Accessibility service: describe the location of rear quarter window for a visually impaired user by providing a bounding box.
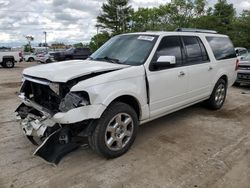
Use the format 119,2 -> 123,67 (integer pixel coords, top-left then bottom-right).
206,36 -> 236,60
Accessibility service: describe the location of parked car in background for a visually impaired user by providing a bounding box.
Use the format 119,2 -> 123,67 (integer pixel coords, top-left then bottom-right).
52,47 -> 91,61
235,47 -> 248,56
234,53 -> 250,86
36,52 -> 54,64
24,53 -> 37,62
0,51 -> 22,68
16,29 -> 238,164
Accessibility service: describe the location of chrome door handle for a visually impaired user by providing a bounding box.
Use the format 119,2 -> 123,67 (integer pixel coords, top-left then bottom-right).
208,66 -> 213,71
178,71 -> 185,77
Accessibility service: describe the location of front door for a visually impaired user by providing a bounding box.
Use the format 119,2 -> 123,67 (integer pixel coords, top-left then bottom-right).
147,36 -> 189,118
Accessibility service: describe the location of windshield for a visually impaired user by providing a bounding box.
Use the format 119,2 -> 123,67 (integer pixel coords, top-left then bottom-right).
90,34 -> 158,65
241,53 -> 250,61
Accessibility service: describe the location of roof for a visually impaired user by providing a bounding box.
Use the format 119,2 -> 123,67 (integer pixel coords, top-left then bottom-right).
121,31 -> 228,38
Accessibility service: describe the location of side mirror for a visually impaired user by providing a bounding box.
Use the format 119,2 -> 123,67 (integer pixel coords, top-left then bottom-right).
154,56 -> 176,68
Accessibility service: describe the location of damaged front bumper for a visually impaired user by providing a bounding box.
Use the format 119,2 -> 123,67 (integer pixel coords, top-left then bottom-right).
15,94 -> 105,165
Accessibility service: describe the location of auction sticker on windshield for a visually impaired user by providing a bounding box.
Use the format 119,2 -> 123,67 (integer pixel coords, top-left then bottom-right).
138,36 -> 155,41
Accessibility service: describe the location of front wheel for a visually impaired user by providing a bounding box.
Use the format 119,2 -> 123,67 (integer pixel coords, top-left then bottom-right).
205,79 -> 227,110
3,59 -> 14,68
89,102 -> 138,158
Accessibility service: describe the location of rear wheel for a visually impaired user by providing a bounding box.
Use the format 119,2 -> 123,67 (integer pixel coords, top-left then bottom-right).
28,57 -> 34,62
88,102 -> 138,158
3,59 -> 14,68
205,79 -> 227,110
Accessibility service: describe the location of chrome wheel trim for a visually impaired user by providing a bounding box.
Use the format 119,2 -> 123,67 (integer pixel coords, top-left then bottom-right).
105,113 -> 134,151
6,61 -> 13,67
215,83 -> 226,106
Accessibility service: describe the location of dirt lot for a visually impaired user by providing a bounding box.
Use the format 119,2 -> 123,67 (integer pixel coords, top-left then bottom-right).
0,62 -> 249,188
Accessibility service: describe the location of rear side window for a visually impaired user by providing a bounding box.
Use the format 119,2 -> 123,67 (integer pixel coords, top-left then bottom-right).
182,36 -> 209,64
206,36 -> 236,60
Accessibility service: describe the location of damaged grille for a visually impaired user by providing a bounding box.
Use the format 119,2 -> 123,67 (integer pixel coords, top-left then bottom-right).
21,80 -> 61,113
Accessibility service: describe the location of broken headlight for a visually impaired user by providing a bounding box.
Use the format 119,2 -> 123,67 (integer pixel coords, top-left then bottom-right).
59,92 -> 90,112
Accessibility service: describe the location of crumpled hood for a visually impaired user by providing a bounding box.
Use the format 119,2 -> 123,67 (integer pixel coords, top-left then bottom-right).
23,60 -> 130,82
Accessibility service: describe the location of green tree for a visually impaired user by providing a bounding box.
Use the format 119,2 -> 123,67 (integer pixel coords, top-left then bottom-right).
97,0 -> 132,34
24,35 -> 34,52
24,44 -> 32,52
73,43 -> 84,48
89,32 -> 110,52
231,10 -> 250,48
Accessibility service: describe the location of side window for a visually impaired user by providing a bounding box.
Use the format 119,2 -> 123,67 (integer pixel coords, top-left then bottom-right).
206,36 -> 236,60
155,36 -> 183,65
182,36 -> 209,64
197,37 -> 209,62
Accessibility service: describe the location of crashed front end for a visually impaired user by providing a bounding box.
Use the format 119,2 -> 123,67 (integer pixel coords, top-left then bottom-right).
15,75 -> 102,165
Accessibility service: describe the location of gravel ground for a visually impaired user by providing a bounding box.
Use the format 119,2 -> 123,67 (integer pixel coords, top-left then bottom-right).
0,62 -> 249,188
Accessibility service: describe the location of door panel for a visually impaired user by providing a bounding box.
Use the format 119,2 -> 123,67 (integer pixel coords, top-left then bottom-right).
181,36 -> 214,101
186,63 -> 215,101
148,67 -> 188,117
147,36 -> 189,118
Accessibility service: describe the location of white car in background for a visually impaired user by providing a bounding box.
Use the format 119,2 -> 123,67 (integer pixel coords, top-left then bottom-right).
234,53 -> 250,86
235,47 -> 248,57
36,52 -> 54,63
0,51 -> 22,68
24,54 -> 37,62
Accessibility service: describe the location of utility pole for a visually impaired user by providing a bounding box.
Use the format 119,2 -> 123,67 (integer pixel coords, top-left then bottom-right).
43,31 -> 47,52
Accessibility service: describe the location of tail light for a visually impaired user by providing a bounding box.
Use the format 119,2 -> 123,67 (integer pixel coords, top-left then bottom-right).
235,59 -> 239,71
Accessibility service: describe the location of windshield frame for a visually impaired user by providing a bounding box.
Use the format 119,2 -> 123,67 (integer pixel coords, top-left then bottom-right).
90,34 -> 159,66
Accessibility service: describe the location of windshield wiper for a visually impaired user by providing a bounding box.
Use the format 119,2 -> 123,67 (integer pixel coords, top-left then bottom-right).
95,56 -> 122,64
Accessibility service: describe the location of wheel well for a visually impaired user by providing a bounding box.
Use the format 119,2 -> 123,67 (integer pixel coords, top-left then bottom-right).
220,75 -> 228,86
112,95 -> 141,119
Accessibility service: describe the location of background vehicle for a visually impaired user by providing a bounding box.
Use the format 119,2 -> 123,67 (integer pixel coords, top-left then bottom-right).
235,47 -> 248,56
16,29 -> 237,164
24,53 -> 37,62
36,52 -> 54,64
0,51 -> 22,68
52,47 -> 91,61
234,53 -> 250,86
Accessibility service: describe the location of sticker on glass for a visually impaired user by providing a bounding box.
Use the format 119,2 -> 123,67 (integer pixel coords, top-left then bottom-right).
138,36 -> 155,41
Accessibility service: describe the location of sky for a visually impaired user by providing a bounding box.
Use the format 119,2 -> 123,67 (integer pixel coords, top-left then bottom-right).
0,0 -> 249,47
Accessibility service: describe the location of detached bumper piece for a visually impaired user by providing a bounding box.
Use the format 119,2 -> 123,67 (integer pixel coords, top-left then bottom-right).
33,127 -> 80,165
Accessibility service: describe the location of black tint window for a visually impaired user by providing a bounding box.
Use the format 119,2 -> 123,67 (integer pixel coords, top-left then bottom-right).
156,36 -> 183,65
206,36 -> 236,60
183,36 -> 207,64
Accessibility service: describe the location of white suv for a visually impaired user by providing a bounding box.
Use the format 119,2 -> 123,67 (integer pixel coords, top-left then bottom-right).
16,29 -> 237,164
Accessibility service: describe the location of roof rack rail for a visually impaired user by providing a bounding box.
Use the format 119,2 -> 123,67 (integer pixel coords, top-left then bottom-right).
175,28 -> 218,34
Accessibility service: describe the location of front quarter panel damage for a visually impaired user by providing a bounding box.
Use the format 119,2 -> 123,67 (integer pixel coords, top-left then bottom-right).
15,64 -> 146,164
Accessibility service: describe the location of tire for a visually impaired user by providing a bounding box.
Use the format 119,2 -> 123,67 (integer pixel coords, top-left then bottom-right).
2,59 -> 14,68
88,102 -> 138,158
205,79 -> 227,110
233,82 -> 241,87
28,57 -> 34,62
45,59 -> 52,63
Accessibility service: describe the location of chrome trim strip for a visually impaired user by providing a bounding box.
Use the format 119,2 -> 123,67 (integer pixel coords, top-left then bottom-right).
23,76 -> 50,85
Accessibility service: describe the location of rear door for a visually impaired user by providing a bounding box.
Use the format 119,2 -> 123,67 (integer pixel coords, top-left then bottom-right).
181,35 -> 215,101
147,36 -> 189,118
